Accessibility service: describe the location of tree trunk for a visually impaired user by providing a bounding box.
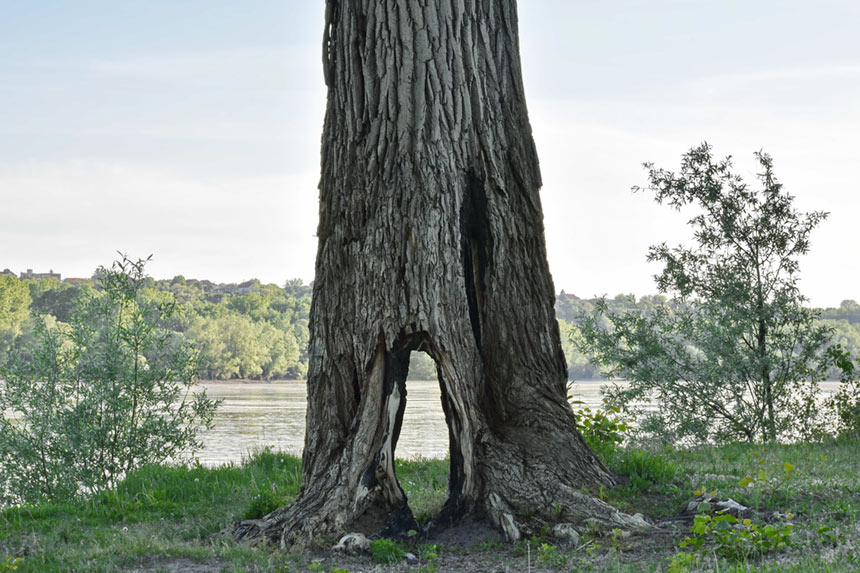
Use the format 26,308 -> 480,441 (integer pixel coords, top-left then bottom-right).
234,0 -> 643,548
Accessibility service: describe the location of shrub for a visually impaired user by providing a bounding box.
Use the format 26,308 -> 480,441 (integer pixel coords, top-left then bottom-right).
571,394 -> 632,459
576,144 -> 834,444
0,255 -> 218,504
536,542 -> 568,567
370,537 -> 405,564
679,503 -> 793,561
826,345 -> 860,440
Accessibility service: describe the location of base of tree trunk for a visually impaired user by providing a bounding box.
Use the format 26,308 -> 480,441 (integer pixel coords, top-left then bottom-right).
231,347 -> 649,549
231,465 -> 647,551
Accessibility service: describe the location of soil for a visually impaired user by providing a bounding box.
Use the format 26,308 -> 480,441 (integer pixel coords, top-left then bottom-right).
124,558 -> 231,572
122,519 -> 685,572
125,553 -> 553,572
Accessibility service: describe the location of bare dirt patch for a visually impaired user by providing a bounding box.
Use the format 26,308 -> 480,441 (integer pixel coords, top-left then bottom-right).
124,558 -> 230,572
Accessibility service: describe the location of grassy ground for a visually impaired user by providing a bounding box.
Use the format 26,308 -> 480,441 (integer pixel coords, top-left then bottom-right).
1,441 -> 858,572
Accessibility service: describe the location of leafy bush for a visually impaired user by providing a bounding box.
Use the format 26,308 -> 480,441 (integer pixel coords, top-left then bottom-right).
370,537 -> 405,564
535,542 -> 568,567
0,255 -> 219,504
826,345 -> 860,440
577,144 -> 835,444
679,504 -> 793,560
571,395 -> 632,458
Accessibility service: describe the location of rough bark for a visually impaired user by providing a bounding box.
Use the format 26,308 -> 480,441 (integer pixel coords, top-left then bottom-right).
234,0 -> 642,548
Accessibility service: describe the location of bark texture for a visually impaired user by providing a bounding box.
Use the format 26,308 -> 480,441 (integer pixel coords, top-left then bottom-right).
234,0 -> 641,548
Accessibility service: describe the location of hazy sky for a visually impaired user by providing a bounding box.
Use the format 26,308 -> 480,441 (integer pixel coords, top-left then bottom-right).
2,1 -> 858,307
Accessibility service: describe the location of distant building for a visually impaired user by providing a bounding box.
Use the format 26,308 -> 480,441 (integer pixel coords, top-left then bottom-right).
0,268 -> 16,277
20,268 -> 61,281
63,277 -> 90,286
236,280 -> 258,295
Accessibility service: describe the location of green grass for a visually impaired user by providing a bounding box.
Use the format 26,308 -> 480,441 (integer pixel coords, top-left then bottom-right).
1,442 -> 859,571
0,448 -> 308,572
596,439 -> 860,571
395,455 -> 449,524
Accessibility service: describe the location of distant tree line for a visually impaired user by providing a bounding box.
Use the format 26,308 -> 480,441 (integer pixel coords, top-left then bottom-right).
1,273 -> 856,381
556,292 -> 860,381
1,274 -> 311,380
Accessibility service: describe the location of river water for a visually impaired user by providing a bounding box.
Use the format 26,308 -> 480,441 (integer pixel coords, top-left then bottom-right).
197,380 -> 609,466
195,379 -> 843,466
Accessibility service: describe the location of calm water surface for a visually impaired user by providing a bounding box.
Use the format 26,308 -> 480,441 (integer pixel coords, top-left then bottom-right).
196,380 -> 841,466
197,380 -> 608,466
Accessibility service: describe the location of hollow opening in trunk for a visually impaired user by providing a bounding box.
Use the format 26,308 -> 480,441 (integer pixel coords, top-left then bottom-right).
398,349 -> 450,526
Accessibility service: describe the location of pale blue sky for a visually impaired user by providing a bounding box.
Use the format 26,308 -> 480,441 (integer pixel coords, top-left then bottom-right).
2,1 -> 858,307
